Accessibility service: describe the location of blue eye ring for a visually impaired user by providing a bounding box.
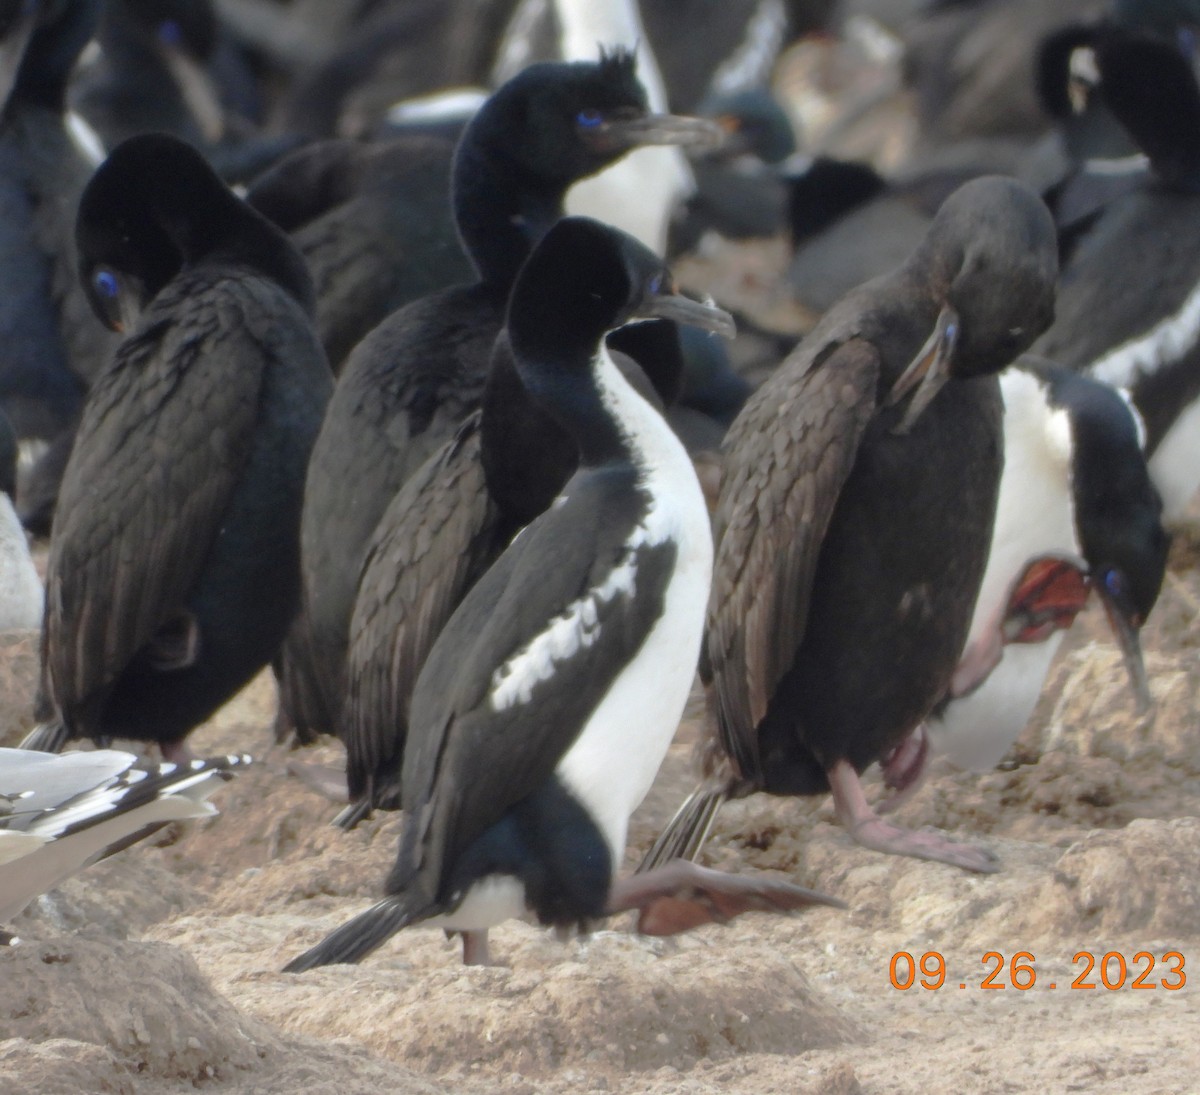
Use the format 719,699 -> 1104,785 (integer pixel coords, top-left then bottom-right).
576,108 -> 604,128
1102,568 -> 1125,597
648,273 -> 664,294
94,270 -> 119,300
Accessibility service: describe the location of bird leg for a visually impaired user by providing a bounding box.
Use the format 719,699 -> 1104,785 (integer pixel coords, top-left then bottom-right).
949,627 -> 1004,699
160,739 -> 197,766
828,759 -> 999,873
461,929 -> 491,966
876,725 -> 931,815
608,859 -> 845,936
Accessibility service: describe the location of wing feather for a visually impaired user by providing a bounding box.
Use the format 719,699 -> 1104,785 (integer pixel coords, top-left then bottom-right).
393,471 -> 670,895
343,414 -> 507,806
707,338 -> 881,780
44,275 -> 273,722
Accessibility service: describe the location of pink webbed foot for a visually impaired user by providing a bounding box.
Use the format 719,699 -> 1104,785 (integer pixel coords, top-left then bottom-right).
829,759 -> 999,873
608,859 -> 845,936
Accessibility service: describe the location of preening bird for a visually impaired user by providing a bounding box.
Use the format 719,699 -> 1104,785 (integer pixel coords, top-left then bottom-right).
27,133 -> 331,760
926,361 -> 1168,774
645,176 -> 1060,876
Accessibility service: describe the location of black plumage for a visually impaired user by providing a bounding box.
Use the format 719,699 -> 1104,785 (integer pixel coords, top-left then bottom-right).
646,176 -> 1059,875
0,0 -> 115,442
288,51 -> 719,742
244,134 -> 469,369
284,217 -> 836,972
337,316 -> 686,825
30,134 -> 331,760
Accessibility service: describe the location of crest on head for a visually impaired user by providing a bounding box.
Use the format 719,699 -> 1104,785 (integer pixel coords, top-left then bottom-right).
596,44 -> 638,81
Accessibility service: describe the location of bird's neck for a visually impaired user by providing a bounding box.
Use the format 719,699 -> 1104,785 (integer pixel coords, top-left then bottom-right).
453,141 -> 566,288
12,1 -> 100,114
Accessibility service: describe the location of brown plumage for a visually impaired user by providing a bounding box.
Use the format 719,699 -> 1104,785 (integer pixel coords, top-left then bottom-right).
647,175 -> 1060,874
341,416 -> 506,817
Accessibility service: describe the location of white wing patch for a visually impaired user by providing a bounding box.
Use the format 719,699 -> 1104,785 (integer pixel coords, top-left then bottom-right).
487,340 -> 704,714
0,750 -> 248,925
489,539 -> 640,712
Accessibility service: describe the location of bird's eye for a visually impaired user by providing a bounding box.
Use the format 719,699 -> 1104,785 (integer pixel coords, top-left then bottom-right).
1102,568 -> 1125,598
93,270 -> 120,299
576,109 -> 604,128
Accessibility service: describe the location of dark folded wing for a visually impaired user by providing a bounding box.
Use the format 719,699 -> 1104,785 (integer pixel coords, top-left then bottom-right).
395,469 -> 675,893
44,278 -> 270,713
343,414 -> 507,804
706,338 -> 880,780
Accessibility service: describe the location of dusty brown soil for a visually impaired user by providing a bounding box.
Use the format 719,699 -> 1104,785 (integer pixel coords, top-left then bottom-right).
3,524 -> 1200,1095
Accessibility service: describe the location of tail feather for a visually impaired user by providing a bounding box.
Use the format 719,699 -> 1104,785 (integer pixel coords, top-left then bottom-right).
282,893 -> 438,972
638,783 -> 730,874
331,797 -> 372,831
272,623 -> 336,746
19,719 -> 69,754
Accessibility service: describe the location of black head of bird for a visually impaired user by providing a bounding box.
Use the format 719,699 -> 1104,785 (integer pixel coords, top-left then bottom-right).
76,132 -> 313,333
463,48 -> 722,191
990,363 -> 1170,713
698,87 -> 797,165
505,217 -> 733,468
888,176 -> 1059,433
1066,376 -> 1170,709
507,216 -> 735,378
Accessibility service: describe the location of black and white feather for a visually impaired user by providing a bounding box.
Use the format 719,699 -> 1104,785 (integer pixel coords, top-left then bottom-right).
0,749 -> 249,939
285,217 -> 730,970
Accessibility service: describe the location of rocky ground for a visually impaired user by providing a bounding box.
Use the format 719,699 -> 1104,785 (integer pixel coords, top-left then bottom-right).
2,516 -> 1199,1094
